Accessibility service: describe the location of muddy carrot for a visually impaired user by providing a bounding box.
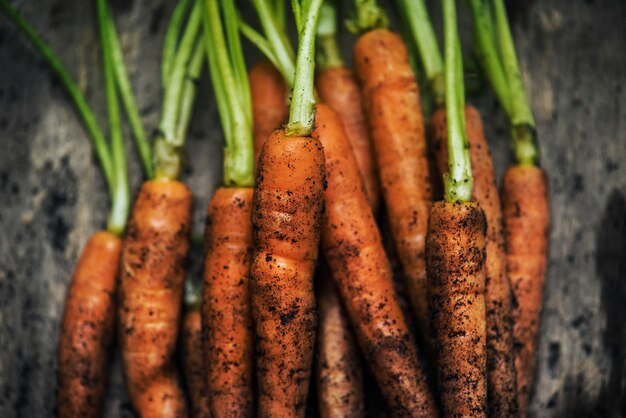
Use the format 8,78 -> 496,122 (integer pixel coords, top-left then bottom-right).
181,308 -> 211,418
316,1 -> 380,212
430,105 -> 518,416
316,270 -> 365,418
315,103 -> 437,417
426,2 -> 487,416
470,1 -> 550,414
250,61 -> 289,166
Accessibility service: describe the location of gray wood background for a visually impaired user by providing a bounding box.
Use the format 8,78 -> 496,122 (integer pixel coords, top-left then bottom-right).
0,0 -> 624,417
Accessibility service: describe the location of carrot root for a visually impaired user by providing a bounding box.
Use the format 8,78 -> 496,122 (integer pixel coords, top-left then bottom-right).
181,309 -> 211,418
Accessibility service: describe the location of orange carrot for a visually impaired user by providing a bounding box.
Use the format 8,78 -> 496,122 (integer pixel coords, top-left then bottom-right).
181,308 -> 211,418
57,231 -> 120,418
316,271 -> 364,418
251,129 -> 326,417
427,201 -> 488,417
202,187 -> 254,417
249,61 -> 289,167
119,179 -> 192,417
430,105 -> 519,416
317,67 -> 380,212
502,166 -> 549,416
353,29 -> 433,340
314,104 -> 437,417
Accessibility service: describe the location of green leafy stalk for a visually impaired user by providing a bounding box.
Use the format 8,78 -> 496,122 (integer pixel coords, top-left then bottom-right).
443,0 -> 472,202
202,0 -> 254,186
154,0 -> 202,179
274,0 -> 287,28
239,20 -> 281,71
98,0 -> 129,234
162,0 -> 190,87
396,0 -> 444,107
0,0 -> 115,197
104,3 -> 153,179
250,0 -> 296,87
492,0 -> 538,165
346,0 -> 388,34
175,39 -> 205,145
469,0 -> 511,117
316,0 -> 344,71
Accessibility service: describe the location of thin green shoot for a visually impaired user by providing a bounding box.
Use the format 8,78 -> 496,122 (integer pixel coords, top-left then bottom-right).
175,39 -> 205,146
162,0 -> 191,88
346,0 -> 388,34
239,20 -> 281,72
316,0 -> 344,71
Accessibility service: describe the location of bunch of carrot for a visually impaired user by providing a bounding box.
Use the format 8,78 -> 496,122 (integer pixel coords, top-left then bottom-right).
2,0 -> 550,416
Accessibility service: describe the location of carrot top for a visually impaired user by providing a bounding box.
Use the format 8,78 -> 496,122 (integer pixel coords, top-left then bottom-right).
316,0 -> 343,71
346,0 -> 388,34
443,0 -> 473,203
200,0 -> 254,187
395,0 -> 445,107
470,0 -> 539,166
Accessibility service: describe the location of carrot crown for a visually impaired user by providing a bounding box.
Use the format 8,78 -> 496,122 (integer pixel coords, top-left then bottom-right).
347,0 -> 388,34
396,0 -> 445,107
316,0 -> 344,71
470,0 -> 539,166
443,0 -> 473,203
200,0 -> 254,187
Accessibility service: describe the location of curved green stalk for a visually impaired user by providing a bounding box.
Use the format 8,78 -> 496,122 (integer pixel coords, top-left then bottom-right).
162,0 -> 190,88
316,0 -> 344,71
175,39 -> 205,145
251,0 -> 296,87
396,0 -> 444,107
240,20 -> 281,70
492,0 -> 538,165
443,0 -> 472,202
346,0 -> 388,34
104,3 -> 153,179
274,0 -> 287,28
469,0 -> 511,117
98,0 -> 129,234
202,0 -> 254,186
0,0 -> 115,197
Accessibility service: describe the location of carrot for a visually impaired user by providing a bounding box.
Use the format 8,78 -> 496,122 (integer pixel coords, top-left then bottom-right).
250,61 -> 289,167
353,28 -> 432,341
202,187 -> 254,417
57,231 -> 121,417
430,105 -> 519,416
502,166 -> 549,415
316,271 -> 365,418
251,129 -> 325,417
315,104 -> 437,417
181,308 -> 211,418
119,179 -> 192,417
427,201 -> 488,417
317,67 -> 380,213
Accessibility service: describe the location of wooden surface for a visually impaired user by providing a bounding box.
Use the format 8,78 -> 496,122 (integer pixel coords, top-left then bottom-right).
0,0 -> 625,417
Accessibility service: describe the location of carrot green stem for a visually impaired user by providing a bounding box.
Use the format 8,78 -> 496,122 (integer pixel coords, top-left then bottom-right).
250,0 -> 296,87
395,0 -> 444,107
468,0 -> 511,116
286,0 -> 325,136
0,0 -> 115,198
162,0 -> 190,88
347,0 -> 388,34
97,0 -> 129,234
316,0 -> 344,71
239,20 -> 282,71
104,3 -> 153,179
443,0 -> 472,202
492,0 -> 538,165
274,0 -> 287,28
154,0 -> 202,179
175,38 -> 205,146
202,0 -> 254,186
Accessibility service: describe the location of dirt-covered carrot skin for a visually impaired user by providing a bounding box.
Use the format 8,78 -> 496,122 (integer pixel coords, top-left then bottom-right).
316,272 -> 364,418
181,309 -> 211,418
427,201 -> 487,418
57,231 -> 120,418
202,187 -> 254,417
250,130 -> 326,418
430,105 -> 519,417
314,104 -> 437,417
317,67 -> 380,212
250,61 -> 289,167
502,165 -> 549,417
353,29 -> 432,340
119,179 -> 192,418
